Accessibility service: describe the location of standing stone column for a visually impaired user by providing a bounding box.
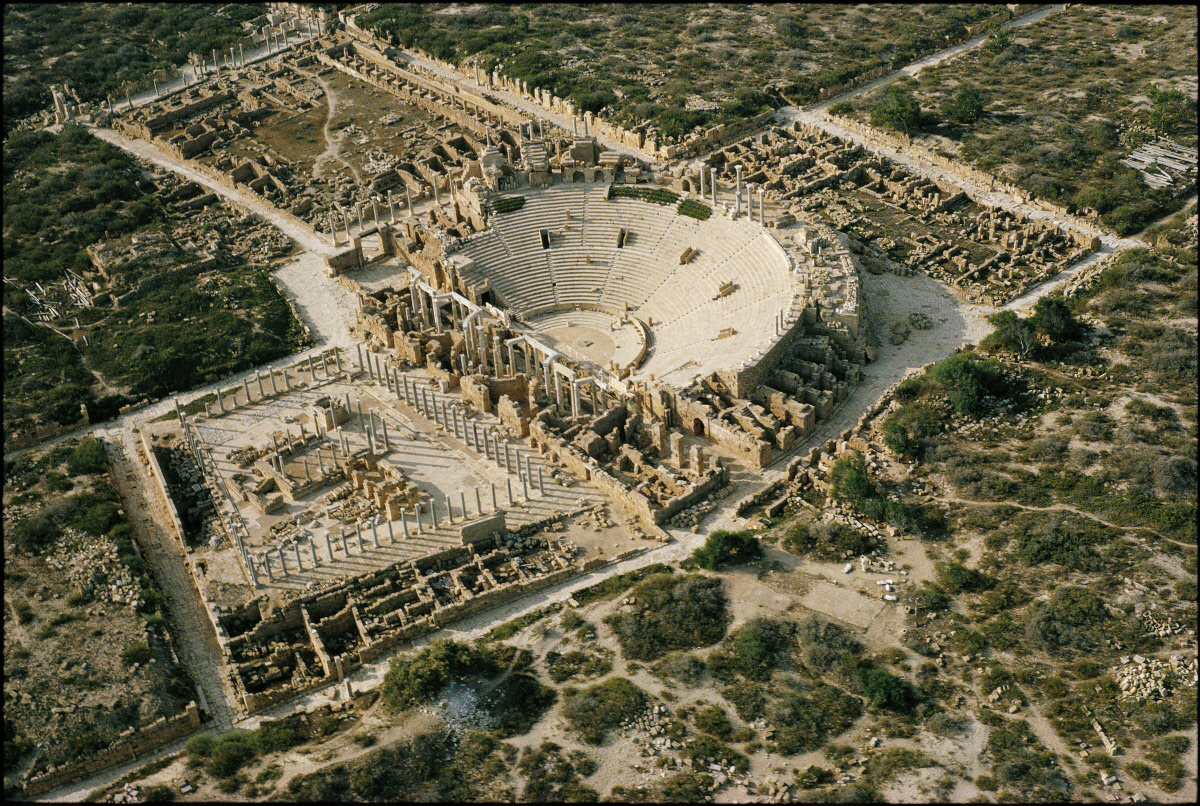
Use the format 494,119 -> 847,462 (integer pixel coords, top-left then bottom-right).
735,165 -> 744,216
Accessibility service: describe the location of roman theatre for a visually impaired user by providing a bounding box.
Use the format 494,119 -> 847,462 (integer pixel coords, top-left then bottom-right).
341,133 -> 870,535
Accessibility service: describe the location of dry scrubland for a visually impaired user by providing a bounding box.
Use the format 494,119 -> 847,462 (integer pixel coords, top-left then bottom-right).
3,437 -> 196,777
839,4 -> 1197,235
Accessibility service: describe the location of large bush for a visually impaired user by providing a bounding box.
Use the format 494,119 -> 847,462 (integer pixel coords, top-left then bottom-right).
708,617 -> 795,683
603,574 -> 728,661
1024,586 -> 1109,653
692,529 -> 762,570
381,638 -> 497,711
67,437 -> 107,475
561,677 -> 648,744
768,684 -> 863,755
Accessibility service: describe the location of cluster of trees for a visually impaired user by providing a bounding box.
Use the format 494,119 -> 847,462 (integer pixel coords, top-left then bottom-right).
380,638 -> 497,711
823,451 -> 921,532
881,351 -> 1020,461
186,718 -> 304,780
983,296 -> 1091,360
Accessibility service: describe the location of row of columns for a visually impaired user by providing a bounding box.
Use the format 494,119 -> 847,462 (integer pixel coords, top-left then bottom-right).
701,165 -> 767,223
248,469 -> 521,584
388,368 -> 549,503
205,348 -> 342,417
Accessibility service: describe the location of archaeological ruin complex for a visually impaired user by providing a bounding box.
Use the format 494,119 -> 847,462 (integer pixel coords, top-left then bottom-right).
38,3 -> 1109,723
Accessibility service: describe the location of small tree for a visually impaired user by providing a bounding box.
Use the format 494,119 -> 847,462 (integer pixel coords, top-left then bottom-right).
863,668 -> 919,713
829,451 -> 876,506
1029,297 -> 1088,343
871,84 -> 921,136
67,437 -> 107,475
983,310 -> 1038,358
1144,83 -> 1194,134
945,84 -> 985,124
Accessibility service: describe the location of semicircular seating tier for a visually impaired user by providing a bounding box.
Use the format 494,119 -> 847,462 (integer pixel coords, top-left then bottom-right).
451,185 -> 807,388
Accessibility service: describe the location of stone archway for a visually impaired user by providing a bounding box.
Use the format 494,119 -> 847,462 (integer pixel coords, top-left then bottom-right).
593,168 -> 605,181
572,170 -> 585,183
681,179 -> 691,192
691,418 -> 705,437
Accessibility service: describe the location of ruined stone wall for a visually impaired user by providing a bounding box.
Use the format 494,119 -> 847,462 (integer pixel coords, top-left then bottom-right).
3,409 -> 90,452
20,702 -> 201,797
141,430 -> 189,547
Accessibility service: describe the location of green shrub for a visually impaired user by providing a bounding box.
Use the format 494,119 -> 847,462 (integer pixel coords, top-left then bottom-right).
486,673 -> 556,737
796,765 -> 836,789
120,641 -> 151,666
573,563 -> 672,606
784,521 -> 881,562
682,734 -> 749,773
692,529 -> 762,571
678,198 -> 711,220
207,733 -> 256,778
608,185 -> 680,205
652,652 -> 706,686
830,450 -> 876,506
863,668 -> 920,713
693,706 -> 733,740
1124,761 -> 1152,781
68,437 -> 107,475
708,617 -> 795,683
561,677 -> 648,744
489,195 -> 526,215
140,783 -> 175,802
871,84 -> 921,135
769,684 -> 863,755
545,649 -> 612,683
935,561 -> 995,594
186,732 -> 216,758
721,680 -> 767,721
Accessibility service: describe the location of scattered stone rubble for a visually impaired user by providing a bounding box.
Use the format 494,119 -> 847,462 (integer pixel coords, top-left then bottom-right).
47,530 -> 142,609
1115,654 -> 1198,703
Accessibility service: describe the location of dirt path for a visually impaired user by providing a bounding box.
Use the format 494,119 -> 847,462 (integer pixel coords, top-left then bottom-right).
293,65 -> 361,184
938,494 -> 1186,545
809,5 -> 1065,115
